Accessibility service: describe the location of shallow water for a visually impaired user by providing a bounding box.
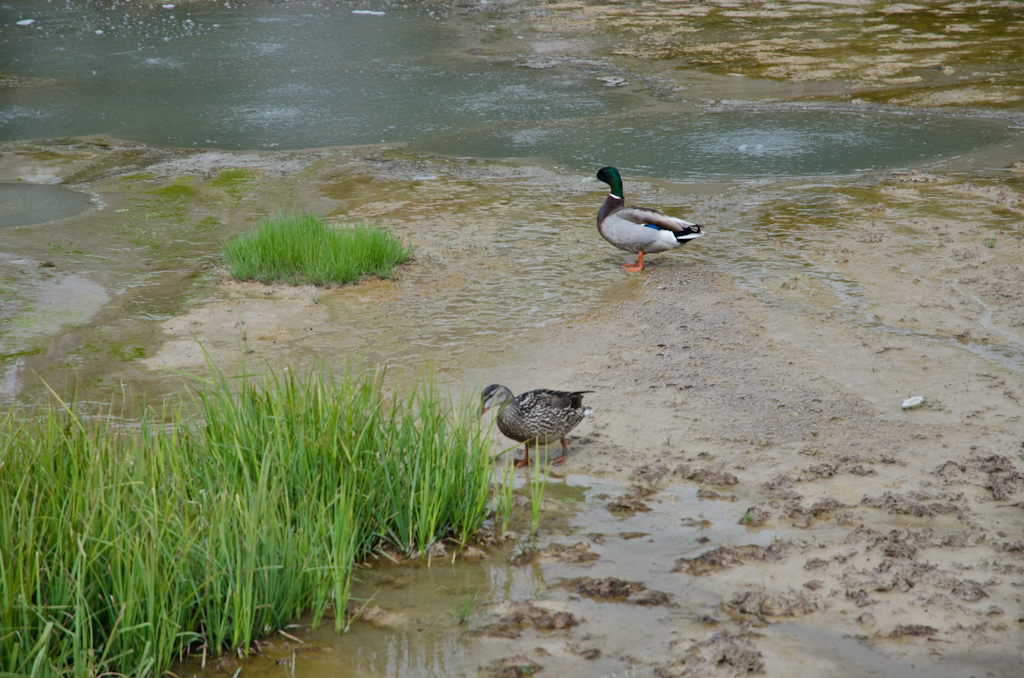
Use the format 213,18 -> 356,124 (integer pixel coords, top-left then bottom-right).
177,475 -> 738,678
1,1 -> 1013,179
415,109 -> 1013,180
0,0 -> 637,150
0,183 -> 94,227
176,473 -> 969,678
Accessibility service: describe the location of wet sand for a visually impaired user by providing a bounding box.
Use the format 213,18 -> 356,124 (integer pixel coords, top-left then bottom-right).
127,152 -> 1023,677
2,0 -> 1023,675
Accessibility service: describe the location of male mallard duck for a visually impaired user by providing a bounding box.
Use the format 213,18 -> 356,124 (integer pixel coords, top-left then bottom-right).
480,384 -> 593,467
596,166 -> 703,271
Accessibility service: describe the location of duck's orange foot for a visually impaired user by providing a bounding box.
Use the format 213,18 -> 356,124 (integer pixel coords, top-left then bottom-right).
514,457 -> 532,468
623,250 -> 645,272
551,455 -> 567,466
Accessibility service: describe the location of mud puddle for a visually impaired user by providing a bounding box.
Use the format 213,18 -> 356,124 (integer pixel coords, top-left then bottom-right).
175,472 -> 981,678
0,183 -> 95,227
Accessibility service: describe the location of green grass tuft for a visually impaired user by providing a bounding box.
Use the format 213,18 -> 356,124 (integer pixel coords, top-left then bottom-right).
222,210 -> 414,286
0,361 -> 491,678
527,457 -> 551,537
449,590 -> 480,624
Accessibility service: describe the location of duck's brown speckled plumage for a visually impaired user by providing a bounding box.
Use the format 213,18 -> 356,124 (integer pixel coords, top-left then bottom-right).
480,385 -> 593,467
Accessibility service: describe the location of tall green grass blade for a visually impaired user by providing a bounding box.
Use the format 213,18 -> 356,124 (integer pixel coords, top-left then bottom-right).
528,455 -> 552,537
0,360 -> 489,678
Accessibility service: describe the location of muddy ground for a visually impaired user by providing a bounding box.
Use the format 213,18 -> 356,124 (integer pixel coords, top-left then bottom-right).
2,0 -> 1023,676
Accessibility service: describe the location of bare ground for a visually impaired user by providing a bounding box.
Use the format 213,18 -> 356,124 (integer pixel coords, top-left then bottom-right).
139,156 -> 1024,676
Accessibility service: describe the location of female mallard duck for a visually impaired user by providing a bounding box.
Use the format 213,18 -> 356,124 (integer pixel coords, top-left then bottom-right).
596,166 -> 703,271
480,384 -> 593,467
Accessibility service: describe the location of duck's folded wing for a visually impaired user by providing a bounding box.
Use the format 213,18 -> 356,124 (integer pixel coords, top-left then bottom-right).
538,389 -> 594,410
618,206 -> 700,233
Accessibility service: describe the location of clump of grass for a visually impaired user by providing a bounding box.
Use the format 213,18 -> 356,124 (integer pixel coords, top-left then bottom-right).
0,361 -> 490,678
984,235 -> 997,248
449,590 -> 480,624
527,454 -> 552,537
222,210 -> 413,286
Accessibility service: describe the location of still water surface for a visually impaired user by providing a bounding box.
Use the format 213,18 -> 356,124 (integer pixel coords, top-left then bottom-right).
0,183 -> 93,227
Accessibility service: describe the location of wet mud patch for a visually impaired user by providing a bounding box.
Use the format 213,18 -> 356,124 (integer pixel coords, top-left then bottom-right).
629,463 -> 671,487
726,589 -> 819,619
483,654 -> 544,678
860,491 -> 966,519
559,576 -> 672,605
673,543 -> 786,576
560,576 -> 645,599
890,623 -> 938,638
473,601 -> 579,639
521,540 -> 600,566
674,463 -> 740,487
656,631 -> 764,678
605,489 -> 655,513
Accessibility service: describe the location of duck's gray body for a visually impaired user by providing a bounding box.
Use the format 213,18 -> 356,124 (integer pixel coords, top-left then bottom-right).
597,206 -> 702,255
481,385 -> 593,466
595,166 -> 702,268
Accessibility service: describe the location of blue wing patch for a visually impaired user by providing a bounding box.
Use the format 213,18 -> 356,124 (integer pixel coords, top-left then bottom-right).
642,223 -> 661,230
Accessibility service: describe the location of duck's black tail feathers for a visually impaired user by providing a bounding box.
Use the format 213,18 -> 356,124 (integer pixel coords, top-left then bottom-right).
674,224 -> 703,242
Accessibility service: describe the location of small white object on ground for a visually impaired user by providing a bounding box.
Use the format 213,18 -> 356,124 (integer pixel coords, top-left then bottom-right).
162,4 -> 176,8
16,19 -> 35,26
352,10 -> 386,16
902,396 -> 924,410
